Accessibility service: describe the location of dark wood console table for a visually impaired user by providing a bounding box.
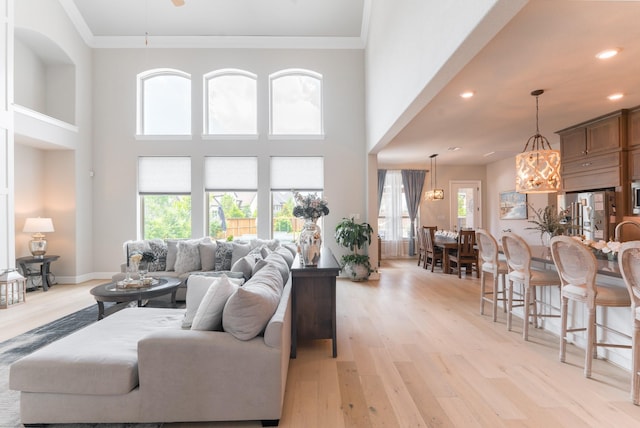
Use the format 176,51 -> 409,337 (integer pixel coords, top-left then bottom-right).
16,255 -> 59,291
290,247 -> 340,358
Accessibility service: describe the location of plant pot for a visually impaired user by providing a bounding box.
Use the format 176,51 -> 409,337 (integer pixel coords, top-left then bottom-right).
344,262 -> 370,281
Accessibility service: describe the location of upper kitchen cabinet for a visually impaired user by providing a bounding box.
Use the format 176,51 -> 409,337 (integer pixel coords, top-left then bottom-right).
557,110 -> 628,192
630,108 -> 640,180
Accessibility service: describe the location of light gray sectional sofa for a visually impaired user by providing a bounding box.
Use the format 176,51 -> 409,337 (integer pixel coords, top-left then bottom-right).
10,241 -> 296,426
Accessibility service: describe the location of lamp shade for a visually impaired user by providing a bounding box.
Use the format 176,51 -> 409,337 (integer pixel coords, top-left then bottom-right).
23,218 -> 55,233
515,149 -> 561,193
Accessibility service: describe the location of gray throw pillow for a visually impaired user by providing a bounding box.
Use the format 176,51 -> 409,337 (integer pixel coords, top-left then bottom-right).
275,246 -> 294,268
199,241 -> 217,271
183,274 -> 244,328
191,275 -> 239,331
165,240 -> 180,271
147,239 -> 167,271
231,254 -> 256,280
231,242 -> 252,266
175,241 -> 202,274
264,253 -> 290,284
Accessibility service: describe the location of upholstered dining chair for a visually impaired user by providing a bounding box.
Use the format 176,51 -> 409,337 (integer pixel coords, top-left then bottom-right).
618,241 -> 640,403
423,226 -> 443,272
551,235 -> 631,378
501,232 -> 561,341
416,225 -> 427,268
448,229 -> 479,278
476,229 -> 508,321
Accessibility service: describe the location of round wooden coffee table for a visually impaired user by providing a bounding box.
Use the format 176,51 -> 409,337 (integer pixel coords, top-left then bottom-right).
90,277 -> 181,319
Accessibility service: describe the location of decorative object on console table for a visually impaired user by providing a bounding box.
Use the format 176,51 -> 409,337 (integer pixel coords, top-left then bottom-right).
293,191 -> 329,267
334,216 -> 373,281
22,217 -> 55,258
290,247 -> 340,358
0,269 -> 27,308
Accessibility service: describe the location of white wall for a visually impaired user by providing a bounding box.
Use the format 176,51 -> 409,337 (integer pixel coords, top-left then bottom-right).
14,37 -> 45,112
91,48 -> 366,273
13,144 -> 45,255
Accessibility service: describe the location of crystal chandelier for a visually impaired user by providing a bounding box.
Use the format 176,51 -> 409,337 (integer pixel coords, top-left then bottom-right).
425,154 -> 444,201
515,89 -> 561,193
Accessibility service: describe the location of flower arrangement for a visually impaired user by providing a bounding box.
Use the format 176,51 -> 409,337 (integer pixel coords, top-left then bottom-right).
293,192 -> 329,220
571,236 -> 622,258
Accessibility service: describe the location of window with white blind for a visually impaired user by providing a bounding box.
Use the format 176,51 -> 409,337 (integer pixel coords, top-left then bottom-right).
204,69 -> 257,136
137,69 -> 191,136
138,157 -> 192,239
204,157 -> 258,240
269,69 -> 323,137
270,156 -> 324,241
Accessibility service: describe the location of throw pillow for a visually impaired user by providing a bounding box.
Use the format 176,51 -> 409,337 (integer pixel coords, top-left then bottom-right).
191,275 -> 239,331
174,240 -> 202,274
231,254 -> 256,280
147,239 -> 167,271
264,252 -> 290,284
246,262 -> 284,294
275,246 -> 294,268
231,242 -> 252,267
199,241 -> 217,271
282,243 -> 298,258
259,246 -> 272,259
222,269 -> 282,340
215,241 -> 234,271
183,274 -> 244,328
191,271 -> 246,281
250,238 -> 280,251
165,240 -> 180,271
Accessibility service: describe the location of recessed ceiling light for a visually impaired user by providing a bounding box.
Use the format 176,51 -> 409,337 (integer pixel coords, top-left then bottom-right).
608,93 -> 624,101
460,91 -> 474,99
596,48 -> 620,60
448,147 -> 461,151
483,151 -> 495,157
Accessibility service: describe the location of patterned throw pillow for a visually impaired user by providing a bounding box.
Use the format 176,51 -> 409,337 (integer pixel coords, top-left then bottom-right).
147,239 -> 167,271
174,241 -> 202,274
215,241 -> 234,271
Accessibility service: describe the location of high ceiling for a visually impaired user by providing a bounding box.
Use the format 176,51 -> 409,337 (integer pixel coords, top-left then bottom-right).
62,0 -> 640,167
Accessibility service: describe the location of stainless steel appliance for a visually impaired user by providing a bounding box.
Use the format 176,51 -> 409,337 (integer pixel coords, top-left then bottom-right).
557,190 -> 616,242
632,181 -> 640,215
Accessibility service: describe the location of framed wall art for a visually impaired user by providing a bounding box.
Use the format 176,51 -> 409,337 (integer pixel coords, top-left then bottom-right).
499,190 -> 528,220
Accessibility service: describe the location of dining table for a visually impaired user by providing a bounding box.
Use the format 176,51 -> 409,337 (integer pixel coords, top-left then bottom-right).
433,236 -> 458,273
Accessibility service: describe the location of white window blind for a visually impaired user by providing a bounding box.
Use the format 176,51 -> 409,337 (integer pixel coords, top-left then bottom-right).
270,157 -> 324,190
204,157 -> 257,190
138,157 -> 191,194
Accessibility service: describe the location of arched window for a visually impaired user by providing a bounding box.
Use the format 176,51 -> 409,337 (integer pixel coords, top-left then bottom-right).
137,69 -> 191,136
204,69 -> 257,136
269,69 -> 323,137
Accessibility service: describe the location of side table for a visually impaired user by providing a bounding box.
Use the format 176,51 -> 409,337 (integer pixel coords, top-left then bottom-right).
16,255 -> 60,291
290,247 -> 340,358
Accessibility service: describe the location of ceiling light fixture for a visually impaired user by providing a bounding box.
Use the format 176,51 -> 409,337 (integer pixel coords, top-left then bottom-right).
460,91 -> 474,99
608,93 -> 624,101
595,48 -> 620,60
172,0 -> 186,6
515,89 -> 561,194
425,154 -> 444,201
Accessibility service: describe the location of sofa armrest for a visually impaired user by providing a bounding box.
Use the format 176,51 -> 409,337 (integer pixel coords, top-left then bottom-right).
137,330 -> 285,420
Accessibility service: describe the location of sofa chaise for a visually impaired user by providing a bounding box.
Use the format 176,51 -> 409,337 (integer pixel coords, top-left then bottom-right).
10,241 -> 296,426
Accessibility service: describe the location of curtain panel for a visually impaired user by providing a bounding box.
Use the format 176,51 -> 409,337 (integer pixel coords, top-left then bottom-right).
401,169 -> 427,256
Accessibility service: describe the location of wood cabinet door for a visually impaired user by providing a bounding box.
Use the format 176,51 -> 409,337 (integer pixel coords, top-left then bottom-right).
630,109 -> 640,148
559,127 -> 586,160
631,148 -> 640,180
587,116 -> 620,154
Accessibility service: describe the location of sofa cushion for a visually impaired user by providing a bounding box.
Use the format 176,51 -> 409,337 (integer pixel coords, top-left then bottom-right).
231,241 -> 252,266
9,308 -> 184,396
182,274 -> 244,328
199,241 -> 217,271
275,246 -> 294,268
191,275 -> 239,331
215,241 -> 234,270
264,253 -> 290,284
231,254 -> 256,280
166,239 -> 180,271
250,238 -> 280,251
222,264 -> 283,340
175,240 -> 202,274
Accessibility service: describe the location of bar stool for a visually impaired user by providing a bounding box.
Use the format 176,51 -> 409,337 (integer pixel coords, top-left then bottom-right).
551,236 -> 631,378
618,241 -> 640,403
476,229 -> 508,322
502,232 -> 561,341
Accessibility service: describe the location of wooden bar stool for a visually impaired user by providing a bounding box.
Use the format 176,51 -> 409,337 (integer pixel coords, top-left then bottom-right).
476,229 -> 508,321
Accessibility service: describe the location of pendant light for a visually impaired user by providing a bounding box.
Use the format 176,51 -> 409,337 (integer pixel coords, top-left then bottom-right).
515,89 -> 561,193
425,154 -> 444,201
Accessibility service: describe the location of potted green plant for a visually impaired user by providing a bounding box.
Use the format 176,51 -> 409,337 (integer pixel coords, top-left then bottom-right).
526,204 -> 569,246
335,217 -> 374,281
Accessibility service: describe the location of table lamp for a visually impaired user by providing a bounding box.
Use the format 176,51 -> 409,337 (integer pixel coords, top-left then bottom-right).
23,217 -> 55,258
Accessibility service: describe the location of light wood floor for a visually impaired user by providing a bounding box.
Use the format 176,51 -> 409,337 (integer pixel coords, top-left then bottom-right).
3,260 -> 640,427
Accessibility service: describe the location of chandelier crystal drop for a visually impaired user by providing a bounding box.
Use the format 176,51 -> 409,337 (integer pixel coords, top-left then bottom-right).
515,89 -> 561,193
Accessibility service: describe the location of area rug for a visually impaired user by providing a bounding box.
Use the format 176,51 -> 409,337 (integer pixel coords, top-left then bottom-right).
0,299 -> 181,428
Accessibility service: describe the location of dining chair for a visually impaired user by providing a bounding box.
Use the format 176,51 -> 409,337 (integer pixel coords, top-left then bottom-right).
618,241 -> 640,403
501,232 -> 561,341
423,226 -> 443,272
448,230 -> 479,278
476,229 -> 508,321
551,235 -> 631,378
416,225 -> 427,268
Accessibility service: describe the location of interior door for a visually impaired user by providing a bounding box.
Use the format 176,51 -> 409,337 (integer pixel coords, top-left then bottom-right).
450,181 -> 482,231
